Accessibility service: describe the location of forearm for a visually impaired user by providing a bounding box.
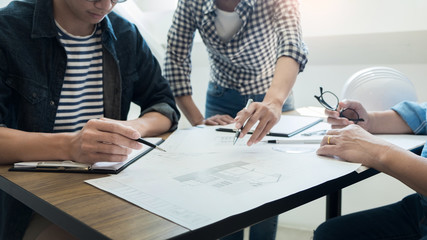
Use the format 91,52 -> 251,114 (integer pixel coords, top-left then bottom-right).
175,95 -> 204,126
367,110 -> 412,134
126,112 -> 173,137
376,145 -> 427,195
0,128 -> 73,164
263,56 -> 299,109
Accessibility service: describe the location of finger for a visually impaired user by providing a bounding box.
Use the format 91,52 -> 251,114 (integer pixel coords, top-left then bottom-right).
316,145 -> 338,157
321,132 -> 340,146
215,119 -> 228,125
82,123 -> 141,150
82,140 -> 135,156
98,131 -> 143,150
89,119 -> 141,140
214,116 -> 234,125
249,120 -> 275,145
247,119 -> 267,145
204,119 -> 219,125
331,124 -> 350,130
218,115 -> 235,122
239,112 -> 259,138
234,115 -> 249,131
325,128 -> 342,135
82,152 -> 130,164
234,103 -> 256,129
324,109 -> 340,118
326,116 -> 351,126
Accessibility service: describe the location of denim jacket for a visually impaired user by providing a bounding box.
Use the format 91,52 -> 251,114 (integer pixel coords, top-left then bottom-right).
0,0 -> 180,132
0,1 -> 179,239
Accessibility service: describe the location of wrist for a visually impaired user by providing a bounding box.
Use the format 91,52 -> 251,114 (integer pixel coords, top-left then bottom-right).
372,142 -> 396,170
262,99 -> 284,113
59,132 -> 76,161
192,117 -> 205,126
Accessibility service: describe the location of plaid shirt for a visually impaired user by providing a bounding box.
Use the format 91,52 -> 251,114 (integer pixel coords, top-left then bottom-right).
164,0 -> 308,97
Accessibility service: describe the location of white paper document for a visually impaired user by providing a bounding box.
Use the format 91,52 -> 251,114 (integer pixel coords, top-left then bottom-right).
86,126 -> 426,230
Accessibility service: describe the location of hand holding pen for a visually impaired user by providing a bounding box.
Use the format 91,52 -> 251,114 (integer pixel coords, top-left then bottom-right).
233,99 -> 283,146
233,99 -> 253,145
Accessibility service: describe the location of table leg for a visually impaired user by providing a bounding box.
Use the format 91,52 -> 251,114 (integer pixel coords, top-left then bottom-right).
326,190 -> 342,219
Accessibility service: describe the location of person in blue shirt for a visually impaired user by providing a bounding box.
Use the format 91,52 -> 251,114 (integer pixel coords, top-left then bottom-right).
314,100 -> 427,240
0,0 -> 180,239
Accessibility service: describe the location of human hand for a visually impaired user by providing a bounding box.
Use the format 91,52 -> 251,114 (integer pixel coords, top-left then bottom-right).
317,124 -> 393,168
326,100 -> 369,130
234,101 -> 281,146
204,114 -> 235,125
69,118 -> 143,164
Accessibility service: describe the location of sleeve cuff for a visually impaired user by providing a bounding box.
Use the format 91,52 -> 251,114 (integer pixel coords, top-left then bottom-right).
140,102 -> 180,132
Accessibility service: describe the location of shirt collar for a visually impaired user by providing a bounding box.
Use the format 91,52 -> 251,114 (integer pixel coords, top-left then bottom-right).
204,0 -> 257,14
31,0 -> 57,38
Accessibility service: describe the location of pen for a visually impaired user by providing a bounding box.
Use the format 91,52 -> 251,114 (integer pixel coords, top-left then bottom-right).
263,139 -> 321,144
137,138 -> 166,152
233,98 -> 254,145
216,128 -> 237,133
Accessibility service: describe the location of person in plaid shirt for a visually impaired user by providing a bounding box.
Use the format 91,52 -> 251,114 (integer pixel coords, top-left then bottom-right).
165,0 -> 307,147
165,0 -> 308,239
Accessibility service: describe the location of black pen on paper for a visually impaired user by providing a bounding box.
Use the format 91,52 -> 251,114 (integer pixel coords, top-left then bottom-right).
137,138 -> 166,152
264,139 -> 321,144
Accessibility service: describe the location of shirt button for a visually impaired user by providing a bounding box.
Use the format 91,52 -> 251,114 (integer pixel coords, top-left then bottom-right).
50,101 -> 55,106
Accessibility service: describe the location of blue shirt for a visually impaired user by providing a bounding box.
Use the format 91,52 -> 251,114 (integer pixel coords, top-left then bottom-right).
392,101 -> 427,157
164,0 -> 308,97
392,101 -> 427,213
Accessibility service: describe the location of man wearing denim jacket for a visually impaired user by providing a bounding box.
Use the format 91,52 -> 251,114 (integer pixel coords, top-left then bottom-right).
0,0 -> 180,239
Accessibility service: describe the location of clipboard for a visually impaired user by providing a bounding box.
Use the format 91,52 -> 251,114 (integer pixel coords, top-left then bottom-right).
9,138 -> 164,174
216,115 -> 323,137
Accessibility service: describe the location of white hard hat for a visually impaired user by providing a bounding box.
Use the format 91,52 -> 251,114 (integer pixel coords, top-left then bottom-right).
341,67 -> 418,111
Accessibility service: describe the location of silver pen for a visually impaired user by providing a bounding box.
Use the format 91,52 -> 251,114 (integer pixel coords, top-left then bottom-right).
233,99 -> 254,145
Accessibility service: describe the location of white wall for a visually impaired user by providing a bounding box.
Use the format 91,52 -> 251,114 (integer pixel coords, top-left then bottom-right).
294,0 -> 427,110
0,0 -> 9,7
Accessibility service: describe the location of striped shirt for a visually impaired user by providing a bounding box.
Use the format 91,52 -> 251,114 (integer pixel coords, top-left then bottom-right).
53,23 -> 104,132
164,0 -> 308,97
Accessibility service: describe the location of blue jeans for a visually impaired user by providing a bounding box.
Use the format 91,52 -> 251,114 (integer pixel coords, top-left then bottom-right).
314,194 -> 427,240
205,82 -> 295,118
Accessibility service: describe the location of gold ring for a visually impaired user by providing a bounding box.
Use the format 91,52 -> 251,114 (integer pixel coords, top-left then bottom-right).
327,136 -> 332,145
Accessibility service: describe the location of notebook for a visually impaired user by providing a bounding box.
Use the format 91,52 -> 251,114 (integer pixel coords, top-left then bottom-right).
9,138 -> 164,174
216,115 -> 323,137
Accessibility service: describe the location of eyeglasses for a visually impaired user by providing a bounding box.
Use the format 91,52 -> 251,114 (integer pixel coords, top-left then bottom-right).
314,87 -> 365,124
86,0 -> 127,3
